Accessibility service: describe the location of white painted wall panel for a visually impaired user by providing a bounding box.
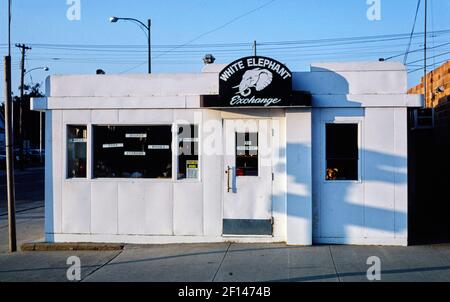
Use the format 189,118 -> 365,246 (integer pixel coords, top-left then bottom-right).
173,182 -> 203,235
315,108 -> 365,240
91,109 -> 119,124
145,183 -> 173,235
364,108 -> 395,238
202,110 -> 223,236
62,181 -> 91,234
50,73 -> 218,97
286,109 -> 312,245
118,182 -> 146,234
91,182 -> 118,234
311,108 -> 322,239
272,116 -> 287,239
63,109 -> 91,124
118,109 -> 173,124
45,110 -> 63,236
393,108 -> 408,238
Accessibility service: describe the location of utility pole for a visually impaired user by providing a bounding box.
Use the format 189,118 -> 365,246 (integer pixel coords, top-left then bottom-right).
253,40 -> 257,56
15,43 -> 32,170
424,0 -> 428,106
4,0 -> 17,253
148,19 -> 151,74
4,57 -> 16,252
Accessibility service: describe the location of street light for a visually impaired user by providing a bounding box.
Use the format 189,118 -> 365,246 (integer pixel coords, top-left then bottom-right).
25,66 -> 49,75
109,16 -> 151,73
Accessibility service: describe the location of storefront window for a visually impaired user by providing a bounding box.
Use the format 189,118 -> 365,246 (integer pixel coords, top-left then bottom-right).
67,125 -> 87,178
236,132 -> 258,176
326,123 -> 358,181
93,125 -> 172,178
177,124 -> 199,179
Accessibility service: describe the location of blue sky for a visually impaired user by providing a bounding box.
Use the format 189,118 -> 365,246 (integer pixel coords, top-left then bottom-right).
1,0 -> 450,99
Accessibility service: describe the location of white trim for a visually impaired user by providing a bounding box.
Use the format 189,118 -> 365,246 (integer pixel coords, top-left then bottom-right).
313,237 -> 407,246
48,233 -> 286,245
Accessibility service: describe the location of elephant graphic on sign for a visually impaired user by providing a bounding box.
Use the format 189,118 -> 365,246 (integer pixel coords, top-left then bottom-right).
233,68 -> 273,97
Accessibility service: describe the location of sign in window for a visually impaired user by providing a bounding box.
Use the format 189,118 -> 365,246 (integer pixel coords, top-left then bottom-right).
236,132 -> 258,176
93,125 -> 172,178
177,124 -> 199,180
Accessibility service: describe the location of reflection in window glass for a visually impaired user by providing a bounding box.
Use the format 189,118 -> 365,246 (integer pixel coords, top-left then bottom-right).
177,124 -> 199,179
93,125 -> 172,178
236,132 -> 258,176
67,125 -> 87,178
326,123 -> 358,181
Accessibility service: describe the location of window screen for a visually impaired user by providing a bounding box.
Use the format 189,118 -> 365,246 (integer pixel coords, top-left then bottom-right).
177,124 -> 199,180
236,132 -> 258,176
93,125 -> 172,178
326,123 -> 358,181
67,125 -> 87,178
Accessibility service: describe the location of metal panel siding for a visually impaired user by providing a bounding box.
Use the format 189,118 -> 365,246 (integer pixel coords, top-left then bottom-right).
91,182 -> 118,234
173,182 -> 203,235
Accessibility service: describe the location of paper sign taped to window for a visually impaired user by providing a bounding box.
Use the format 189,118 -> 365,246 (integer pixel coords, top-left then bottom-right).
148,145 -> 170,149
69,138 -> 87,143
181,138 -> 199,142
236,146 -> 258,151
103,143 -> 124,148
126,133 -> 147,138
124,151 -> 146,156
186,160 -> 198,179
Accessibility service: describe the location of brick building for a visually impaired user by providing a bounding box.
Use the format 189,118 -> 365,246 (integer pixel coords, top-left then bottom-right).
408,60 -> 450,108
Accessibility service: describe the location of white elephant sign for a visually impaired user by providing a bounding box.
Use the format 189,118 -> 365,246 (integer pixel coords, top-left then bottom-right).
205,56 -> 310,108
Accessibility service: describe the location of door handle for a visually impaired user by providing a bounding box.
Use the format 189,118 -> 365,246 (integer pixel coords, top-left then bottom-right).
225,165 -> 232,193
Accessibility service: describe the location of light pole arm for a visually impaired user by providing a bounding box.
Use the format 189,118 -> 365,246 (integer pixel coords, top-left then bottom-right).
111,16 -> 151,73
25,67 -> 49,75
115,17 -> 149,31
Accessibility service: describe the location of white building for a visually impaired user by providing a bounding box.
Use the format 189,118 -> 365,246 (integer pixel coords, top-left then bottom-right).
31,57 -> 422,246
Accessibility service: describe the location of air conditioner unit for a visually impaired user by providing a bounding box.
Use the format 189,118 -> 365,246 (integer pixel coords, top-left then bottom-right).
413,108 -> 434,129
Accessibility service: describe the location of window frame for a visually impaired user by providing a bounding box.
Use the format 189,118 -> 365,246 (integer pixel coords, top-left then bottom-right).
174,123 -> 202,183
235,131 -> 259,177
64,123 -> 201,183
323,120 -> 362,183
90,124 -> 175,181
65,124 -> 89,180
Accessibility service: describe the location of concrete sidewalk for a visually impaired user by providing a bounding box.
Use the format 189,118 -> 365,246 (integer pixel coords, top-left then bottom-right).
1,242 -> 450,282
1,205 -> 450,282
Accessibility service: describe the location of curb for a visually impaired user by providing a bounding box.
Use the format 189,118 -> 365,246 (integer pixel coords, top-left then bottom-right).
21,242 -> 125,251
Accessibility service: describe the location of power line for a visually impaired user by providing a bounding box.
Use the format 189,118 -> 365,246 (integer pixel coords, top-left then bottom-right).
406,50 -> 450,65
404,0 -> 422,64
4,28 -> 449,50
119,0 -> 278,73
407,59 -> 449,73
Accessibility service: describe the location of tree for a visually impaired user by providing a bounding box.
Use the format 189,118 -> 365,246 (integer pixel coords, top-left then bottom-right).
0,83 -> 45,150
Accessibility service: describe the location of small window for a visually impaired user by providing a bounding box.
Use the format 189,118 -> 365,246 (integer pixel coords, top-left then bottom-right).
177,124 -> 199,180
93,125 -> 172,178
67,125 -> 87,178
236,132 -> 258,176
326,123 -> 358,181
